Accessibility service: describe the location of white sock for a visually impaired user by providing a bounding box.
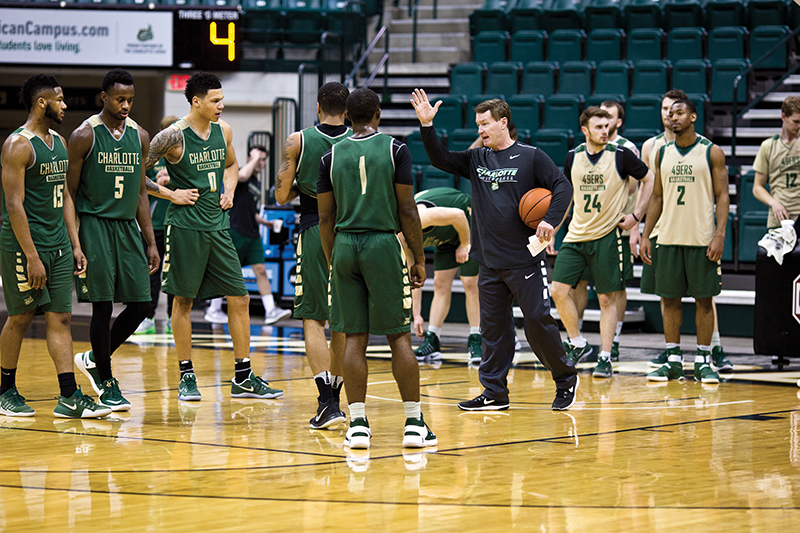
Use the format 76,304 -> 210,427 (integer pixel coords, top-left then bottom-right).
332,375 -> 343,388
403,401 -> 421,420
314,370 -> 331,384
599,351 -> 611,361
262,294 -> 275,312
428,325 -> 441,337
697,344 -> 711,353
469,327 -> 481,335
711,332 -> 721,348
614,322 -> 623,343
570,335 -> 587,348
208,298 -> 223,313
666,342 -> 679,350
349,402 -> 366,420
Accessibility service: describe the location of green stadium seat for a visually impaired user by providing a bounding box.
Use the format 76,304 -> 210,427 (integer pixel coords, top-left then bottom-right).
468,94 -> 506,111
583,0 -> 624,32
708,26 -> 748,63
738,170 -> 767,217
673,59 -> 710,95
587,28 -> 624,63
586,94 -> 626,107
662,0 -> 704,32
204,0 -> 240,6
541,0 -> 585,31
407,131 -> 436,167
595,60 -> 631,96
508,94 -> 544,132
667,27 -> 706,63
516,127 -> 533,143
625,94 -> 662,130
547,29 -> 585,64
521,61 -> 558,97
474,31 -> 509,63
626,28 -> 664,63
750,26 -> 791,69
510,30 -> 547,63
620,128 -> 660,150
633,60 -> 670,96
487,62 -> 523,94
435,95 -> 467,133
283,0 -> 326,45
532,129 -> 573,166
509,0 -> 547,33
450,128 -> 481,151
241,0 -> 283,43
558,61 -> 595,96
687,93 -> 708,134
421,165 -> 458,190
451,63 -> 486,96
469,0 -> 511,36
711,59 -> 750,103
544,94 -> 583,129
325,1 -> 368,45
705,0 -> 746,29
739,211 -> 769,262
746,0 -> 790,30
78,0 -> 117,3
623,0 -> 662,33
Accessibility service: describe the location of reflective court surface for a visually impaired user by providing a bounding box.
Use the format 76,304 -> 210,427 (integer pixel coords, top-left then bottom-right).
1,328 -> 799,531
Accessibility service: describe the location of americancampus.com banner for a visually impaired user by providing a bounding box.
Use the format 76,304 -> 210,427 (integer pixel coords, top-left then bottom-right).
0,8 -> 173,67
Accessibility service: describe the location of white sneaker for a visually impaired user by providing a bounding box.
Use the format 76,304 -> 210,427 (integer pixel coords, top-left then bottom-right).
204,309 -> 228,324
514,335 -> 522,352
344,418 -> 371,449
134,317 -> 155,335
264,307 -> 291,325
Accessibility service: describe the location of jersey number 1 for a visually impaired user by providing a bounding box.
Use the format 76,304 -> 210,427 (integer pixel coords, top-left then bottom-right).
53,184 -> 64,208
208,172 -> 217,192
359,156 -> 367,195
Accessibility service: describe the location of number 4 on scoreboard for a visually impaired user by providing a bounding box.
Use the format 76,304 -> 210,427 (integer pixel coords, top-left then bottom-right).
210,22 -> 235,62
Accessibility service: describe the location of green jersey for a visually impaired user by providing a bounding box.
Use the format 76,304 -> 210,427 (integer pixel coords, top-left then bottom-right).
297,125 -> 352,198
329,133 -> 401,233
414,187 -> 472,248
1,127 -> 70,252
76,115 -> 142,220
165,118 -> 228,231
146,158 -> 169,231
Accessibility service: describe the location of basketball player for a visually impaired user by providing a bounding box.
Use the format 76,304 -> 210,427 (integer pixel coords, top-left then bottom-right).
0,74 -> 110,418
551,107 -> 653,379
318,88 -> 436,449
144,72 -> 282,401
639,90 -> 733,372
275,82 -> 350,430
642,99 -> 729,384
204,145 -> 291,325
412,90 -> 579,411
405,187 -> 481,364
66,69 -> 160,411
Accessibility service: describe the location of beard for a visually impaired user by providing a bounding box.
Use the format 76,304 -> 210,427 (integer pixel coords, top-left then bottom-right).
44,105 -> 62,124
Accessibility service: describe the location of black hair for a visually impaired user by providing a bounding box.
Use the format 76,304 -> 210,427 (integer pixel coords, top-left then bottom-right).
101,69 -> 135,93
251,144 -> 269,157
184,72 -> 222,103
346,88 -> 380,125
671,98 -> 697,115
318,82 -> 349,117
20,74 -> 60,111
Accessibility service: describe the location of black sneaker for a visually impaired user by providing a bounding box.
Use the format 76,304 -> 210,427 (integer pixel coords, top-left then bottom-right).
309,399 -> 346,430
457,394 -> 509,411
552,375 -> 580,411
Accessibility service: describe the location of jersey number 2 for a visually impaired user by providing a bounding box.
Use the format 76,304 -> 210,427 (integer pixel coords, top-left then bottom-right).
677,185 -> 686,205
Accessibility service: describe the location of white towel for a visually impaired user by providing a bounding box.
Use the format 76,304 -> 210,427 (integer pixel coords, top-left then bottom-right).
758,219 -> 797,265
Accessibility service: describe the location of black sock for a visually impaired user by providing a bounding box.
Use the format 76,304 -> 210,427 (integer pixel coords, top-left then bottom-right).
234,358 -> 251,383
315,376 -> 333,402
179,360 -> 194,378
58,372 -> 78,398
90,302 -> 114,382
0,367 -> 17,395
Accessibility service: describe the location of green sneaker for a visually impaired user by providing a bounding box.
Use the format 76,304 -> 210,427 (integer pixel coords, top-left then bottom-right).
646,361 -> 685,382
99,378 -> 131,412
566,343 -> 593,366
414,331 -> 441,362
165,318 -> 173,335
0,385 -> 35,417
694,363 -> 720,384
711,346 -> 733,373
610,341 -> 620,362
592,357 -> 613,378
231,371 -> 284,399
53,387 -> 112,418
344,417 -> 371,449
467,333 -> 482,365
74,350 -> 103,396
178,373 -> 202,401
402,413 -> 438,448
647,350 -> 669,369
134,318 -> 155,335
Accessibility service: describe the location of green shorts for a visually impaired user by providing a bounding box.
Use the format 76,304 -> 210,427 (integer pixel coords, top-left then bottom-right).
433,244 -> 480,277
329,232 -> 411,335
656,245 -> 721,299
0,244 -> 73,315
75,215 -> 150,303
294,225 -> 330,321
552,228 -> 626,295
162,225 -> 247,300
640,237 -> 658,295
229,227 -> 265,267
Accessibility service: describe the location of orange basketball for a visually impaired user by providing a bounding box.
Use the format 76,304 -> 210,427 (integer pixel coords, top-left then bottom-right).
519,188 -> 552,229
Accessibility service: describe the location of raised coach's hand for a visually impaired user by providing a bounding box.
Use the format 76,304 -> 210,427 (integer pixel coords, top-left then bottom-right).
411,89 -> 442,127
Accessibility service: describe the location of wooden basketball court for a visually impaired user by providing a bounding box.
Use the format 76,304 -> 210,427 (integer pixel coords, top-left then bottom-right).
1,326 -> 799,531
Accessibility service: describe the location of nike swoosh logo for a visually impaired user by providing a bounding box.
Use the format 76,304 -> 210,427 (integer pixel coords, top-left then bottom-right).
483,398 -> 493,405
568,387 -> 574,393
51,155 -> 57,160
238,384 -> 254,392
315,405 -> 328,422
62,402 -> 77,410
524,272 -> 535,279
510,154 -> 520,159
114,147 -> 122,151
203,146 -> 210,151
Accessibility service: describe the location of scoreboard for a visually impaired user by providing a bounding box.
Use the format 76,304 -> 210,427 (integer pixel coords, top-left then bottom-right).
172,8 -> 241,71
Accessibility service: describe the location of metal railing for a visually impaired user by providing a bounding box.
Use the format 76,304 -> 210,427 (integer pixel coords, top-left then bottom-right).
246,131 -> 273,206
269,97 -> 298,204
345,25 -> 390,101
410,0 -> 439,63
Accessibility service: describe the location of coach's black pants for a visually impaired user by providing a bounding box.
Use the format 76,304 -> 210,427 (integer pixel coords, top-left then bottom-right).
478,260 -> 576,402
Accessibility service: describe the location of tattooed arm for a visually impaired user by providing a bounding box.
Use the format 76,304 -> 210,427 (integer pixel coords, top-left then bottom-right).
274,131 -> 301,205
144,123 -> 199,205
